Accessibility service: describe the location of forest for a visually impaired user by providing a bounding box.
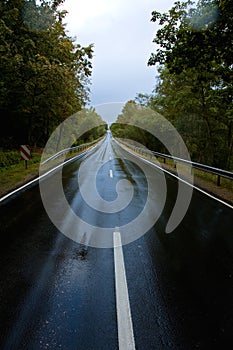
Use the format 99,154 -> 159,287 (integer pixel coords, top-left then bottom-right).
112,0 -> 233,170
1,0 -> 232,171
0,0 -> 106,150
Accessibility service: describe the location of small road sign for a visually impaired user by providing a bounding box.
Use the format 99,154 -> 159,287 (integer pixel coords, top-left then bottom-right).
20,145 -> 31,161
20,145 -> 31,169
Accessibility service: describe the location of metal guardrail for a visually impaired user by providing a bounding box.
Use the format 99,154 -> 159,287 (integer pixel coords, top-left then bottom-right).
41,138 -> 103,165
118,139 -> 233,186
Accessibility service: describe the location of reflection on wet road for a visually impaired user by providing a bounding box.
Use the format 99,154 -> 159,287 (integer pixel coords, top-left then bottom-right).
0,136 -> 233,349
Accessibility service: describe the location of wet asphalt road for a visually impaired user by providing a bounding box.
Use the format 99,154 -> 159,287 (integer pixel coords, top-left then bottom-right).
0,136 -> 233,349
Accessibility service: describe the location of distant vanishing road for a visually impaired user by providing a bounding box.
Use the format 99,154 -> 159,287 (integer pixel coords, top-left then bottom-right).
0,134 -> 233,349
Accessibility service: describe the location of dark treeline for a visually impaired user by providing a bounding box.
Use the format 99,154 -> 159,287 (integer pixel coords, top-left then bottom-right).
113,0 -> 233,170
111,101 -> 166,153
0,0 -> 105,149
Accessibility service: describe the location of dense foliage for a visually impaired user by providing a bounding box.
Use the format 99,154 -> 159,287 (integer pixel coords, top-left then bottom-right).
0,0 -> 95,149
111,101 -> 164,150
0,149 -> 41,169
69,108 -> 107,146
147,0 -> 233,169
114,0 -> 233,170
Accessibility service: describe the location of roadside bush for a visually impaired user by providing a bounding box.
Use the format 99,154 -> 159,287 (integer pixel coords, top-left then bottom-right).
0,150 -> 41,170
0,150 -> 20,168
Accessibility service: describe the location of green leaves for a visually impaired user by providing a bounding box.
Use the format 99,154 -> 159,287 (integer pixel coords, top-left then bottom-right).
0,0 -> 94,147
22,0 -> 54,31
149,0 -> 232,73
147,0 -> 233,169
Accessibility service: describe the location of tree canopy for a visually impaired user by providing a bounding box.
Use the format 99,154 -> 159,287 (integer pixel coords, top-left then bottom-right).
144,0 -> 233,169
0,0 -> 94,148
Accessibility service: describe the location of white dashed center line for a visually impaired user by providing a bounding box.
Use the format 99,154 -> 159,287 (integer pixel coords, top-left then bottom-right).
109,169 -> 113,178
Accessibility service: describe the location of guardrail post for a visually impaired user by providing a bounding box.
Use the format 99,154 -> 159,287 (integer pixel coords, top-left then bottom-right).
117,139 -> 233,187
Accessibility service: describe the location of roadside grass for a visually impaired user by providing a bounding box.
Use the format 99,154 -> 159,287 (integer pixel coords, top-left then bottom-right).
0,140 -> 100,198
0,152 -> 41,197
1,141 -> 232,204
119,141 -> 233,204
193,168 -> 233,191
155,155 -> 233,192
0,148 -> 84,198
156,156 -> 233,202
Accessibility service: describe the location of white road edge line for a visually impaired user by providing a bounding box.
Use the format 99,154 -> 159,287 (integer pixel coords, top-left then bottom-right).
144,157 -> 233,209
1,140 -> 105,203
110,169 -> 113,178
0,148 -> 93,203
118,142 -> 233,210
114,230 -> 136,350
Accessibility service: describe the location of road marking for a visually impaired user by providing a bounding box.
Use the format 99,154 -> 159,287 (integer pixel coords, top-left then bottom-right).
144,158 -> 233,209
0,145 -> 98,203
117,141 -> 233,210
114,230 -> 136,350
109,156 -> 112,160
110,169 -> 113,178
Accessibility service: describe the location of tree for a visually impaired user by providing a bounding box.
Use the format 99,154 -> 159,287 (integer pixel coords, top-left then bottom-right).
147,0 -> 233,169
111,100 -> 169,153
0,0 -> 94,148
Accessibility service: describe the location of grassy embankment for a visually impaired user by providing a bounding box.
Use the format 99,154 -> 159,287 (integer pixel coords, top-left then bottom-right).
0,150 -> 42,197
0,145 -> 92,198
118,140 -> 233,204
1,143 -> 232,204
156,156 -> 233,204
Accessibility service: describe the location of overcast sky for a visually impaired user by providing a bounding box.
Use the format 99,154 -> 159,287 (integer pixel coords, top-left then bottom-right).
61,0 -> 175,110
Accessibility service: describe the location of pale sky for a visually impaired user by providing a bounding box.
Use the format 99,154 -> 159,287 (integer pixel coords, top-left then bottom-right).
60,0 -> 175,109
